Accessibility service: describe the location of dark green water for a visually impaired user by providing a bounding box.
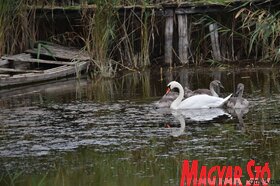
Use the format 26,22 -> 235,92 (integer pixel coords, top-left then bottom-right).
0,67 -> 280,186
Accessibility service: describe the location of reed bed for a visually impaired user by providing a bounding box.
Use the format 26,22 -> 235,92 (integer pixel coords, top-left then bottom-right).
0,0 -> 36,56
176,3 -> 280,65
235,8 -> 280,62
116,7 -> 158,69
83,0 -> 119,78
81,0 -> 159,77
1,0 -> 280,78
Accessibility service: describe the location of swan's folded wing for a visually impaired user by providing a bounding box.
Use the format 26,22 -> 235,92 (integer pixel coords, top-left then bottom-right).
177,94 -> 232,109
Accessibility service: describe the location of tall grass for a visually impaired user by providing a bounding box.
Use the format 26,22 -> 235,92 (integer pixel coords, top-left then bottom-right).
139,7 -> 154,67
82,0 -> 158,77
188,5 -> 280,64
0,0 -> 17,55
235,8 -> 280,62
0,0 -> 36,56
117,8 -> 156,69
83,0 -> 119,78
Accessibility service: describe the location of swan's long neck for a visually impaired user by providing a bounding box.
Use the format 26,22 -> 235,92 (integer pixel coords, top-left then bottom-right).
210,82 -> 218,97
170,82 -> 184,109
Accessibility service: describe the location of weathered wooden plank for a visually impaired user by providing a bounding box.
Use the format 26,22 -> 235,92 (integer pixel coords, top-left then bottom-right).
2,53 -> 77,66
0,67 -> 43,73
164,9 -> 174,65
209,23 -> 222,61
178,14 -> 190,64
26,44 -> 90,61
0,74 -> 10,78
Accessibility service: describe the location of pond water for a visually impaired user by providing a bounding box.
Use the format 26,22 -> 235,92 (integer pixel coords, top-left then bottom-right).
0,67 -> 280,186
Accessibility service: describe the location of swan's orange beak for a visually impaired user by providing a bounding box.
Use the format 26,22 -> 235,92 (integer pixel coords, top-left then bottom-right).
165,87 -> 171,95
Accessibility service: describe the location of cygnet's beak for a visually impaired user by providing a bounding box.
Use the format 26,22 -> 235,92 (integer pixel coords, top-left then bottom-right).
235,87 -> 242,95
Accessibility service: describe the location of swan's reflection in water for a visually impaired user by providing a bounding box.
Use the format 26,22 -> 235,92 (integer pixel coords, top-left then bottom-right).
226,108 -> 249,132
155,107 -> 250,137
170,111 -> 186,137
176,108 -> 232,122
169,108 -> 232,137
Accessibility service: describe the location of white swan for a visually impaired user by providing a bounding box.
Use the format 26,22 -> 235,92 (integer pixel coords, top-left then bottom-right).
154,80 -> 222,108
227,83 -> 249,109
166,81 -> 232,109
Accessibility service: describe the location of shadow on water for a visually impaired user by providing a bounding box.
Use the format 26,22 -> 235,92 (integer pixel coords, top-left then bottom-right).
1,67 -> 280,185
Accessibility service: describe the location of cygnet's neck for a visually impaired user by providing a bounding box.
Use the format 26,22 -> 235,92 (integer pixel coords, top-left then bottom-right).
237,88 -> 244,98
170,82 -> 184,109
210,82 -> 218,97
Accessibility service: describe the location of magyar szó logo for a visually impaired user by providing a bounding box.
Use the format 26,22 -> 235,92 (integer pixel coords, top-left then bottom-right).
180,160 -> 270,186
